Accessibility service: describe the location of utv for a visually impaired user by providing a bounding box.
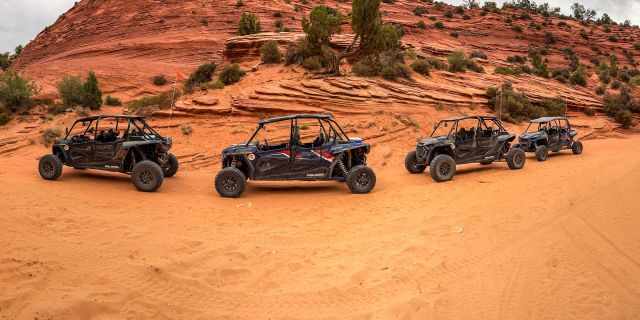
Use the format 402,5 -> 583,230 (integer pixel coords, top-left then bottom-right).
514,116 -> 583,161
405,115 -> 526,182
214,114 -> 376,197
38,115 -> 179,192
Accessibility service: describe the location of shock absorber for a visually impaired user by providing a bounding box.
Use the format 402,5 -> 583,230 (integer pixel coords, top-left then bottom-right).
336,156 -> 349,177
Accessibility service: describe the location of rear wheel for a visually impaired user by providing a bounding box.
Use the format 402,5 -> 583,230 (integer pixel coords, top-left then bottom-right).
506,148 -> 526,170
132,161 -> 164,192
405,151 -> 426,174
215,167 -> 246,198
571,141 -> 583,155
39,154 -> 63,180
163,153 -> 179,177
346,165 -> 376,194
429,154 -> 456,182
535,145 -> 549,162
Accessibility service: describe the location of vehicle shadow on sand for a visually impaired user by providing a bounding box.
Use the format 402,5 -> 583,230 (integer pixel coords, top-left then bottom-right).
246,181 -> 346,195
59,169 -> 131,185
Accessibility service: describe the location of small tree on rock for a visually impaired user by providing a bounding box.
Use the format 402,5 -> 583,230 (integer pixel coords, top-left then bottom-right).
82,71 -> 102,110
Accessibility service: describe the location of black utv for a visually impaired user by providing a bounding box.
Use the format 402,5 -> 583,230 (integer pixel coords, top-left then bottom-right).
214,114 -> 376,197
38,115 -> 179,192
514,116 -> 583,161
405,115 -> 526,182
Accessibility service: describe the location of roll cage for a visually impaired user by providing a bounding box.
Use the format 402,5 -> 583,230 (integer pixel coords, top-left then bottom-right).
430,116 -> 507,138
65,116 -> 162,141
524,118 -> 571,134
245,115 -> 350,147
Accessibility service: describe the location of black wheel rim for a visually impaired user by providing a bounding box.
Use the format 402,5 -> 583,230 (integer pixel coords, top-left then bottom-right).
439,162 -> 451,177
139,170 -> 154,185
222,176 -> 239,193
355,172 -> 371,188
516,153 -> 524,166
42,161 -> 54,177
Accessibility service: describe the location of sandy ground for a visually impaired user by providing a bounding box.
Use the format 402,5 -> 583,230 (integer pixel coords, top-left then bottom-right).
1,135 -> 640,319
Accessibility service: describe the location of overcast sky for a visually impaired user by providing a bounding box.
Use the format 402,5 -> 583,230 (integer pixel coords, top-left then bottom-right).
1,0 -> 639,53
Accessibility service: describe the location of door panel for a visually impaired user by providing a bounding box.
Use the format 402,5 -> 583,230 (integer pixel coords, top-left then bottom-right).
290,146 -> 332,178
69,143 -> 93,165
94,143 -> 116,164
254,148 -> 292,179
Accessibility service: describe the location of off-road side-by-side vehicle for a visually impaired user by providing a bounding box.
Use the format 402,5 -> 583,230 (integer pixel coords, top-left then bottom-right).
38,115 -> 179,192
514,116 -> 583,161
214,114 -> 376,197
405,115 -> 526,182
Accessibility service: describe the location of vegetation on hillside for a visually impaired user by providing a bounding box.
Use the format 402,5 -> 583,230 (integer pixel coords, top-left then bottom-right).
57,71 -> 103,110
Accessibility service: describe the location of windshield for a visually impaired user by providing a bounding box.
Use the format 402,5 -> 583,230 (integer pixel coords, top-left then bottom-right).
431,120 -> 457,137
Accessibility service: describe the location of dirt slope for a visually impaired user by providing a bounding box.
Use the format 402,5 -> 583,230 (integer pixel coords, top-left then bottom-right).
1,133 -> 639,319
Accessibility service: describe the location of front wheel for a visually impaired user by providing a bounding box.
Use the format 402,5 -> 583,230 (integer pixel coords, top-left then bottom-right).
163,153 -> 179,177
429,154 -> 456,182
535,145 -> 549,162
572,141 -> 583,155
346,165 -> 376,194
39,154 -> 63,180
506,148 -> 526,170
405,151 -> 426,174
132,161 -> 164,192
215,167 -> 246,198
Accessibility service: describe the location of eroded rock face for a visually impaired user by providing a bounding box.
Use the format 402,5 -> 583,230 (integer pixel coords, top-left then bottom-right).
12,0 -> 640,106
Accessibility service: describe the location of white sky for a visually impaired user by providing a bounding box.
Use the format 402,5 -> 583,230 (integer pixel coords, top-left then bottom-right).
1,0 -> 639,53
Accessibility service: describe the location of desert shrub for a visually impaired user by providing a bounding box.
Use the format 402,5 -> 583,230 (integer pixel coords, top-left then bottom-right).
181,124 -> 193,136
630,75 -> 640,86
260,41 -> 282,64
410,59 -> 430,76
42,127 -> 62,147
303,56 -> 323,70
152,75 -> 168,86
450,31 -> 459,38
470,50 -> 487,60
495,66 -> 521,75
447,51 -> 483,73
238,12 -> 261,35
595,85 -> 606,95
584,107 -> 596,116
529,51 -> 550,78
608,35 -> 619,42
184,63 -> 216,93
454,6 -> 465,14
425,57 -> 448,70
444,11 -> 453,19
82,72 -> 102,110
127,92 -> 178,113
0,71 -> 37,112
58,75 -> 84,108
0,110 -> 10,126
615,110 -> 633,128
0,53 -> 10,71
486,82 -> 564,122
381,63 -> 410,80
635,43 -> 640,51
569,66 -> 587,86
416,21 -> 427,29
544,32 -> 556,45
552,68 -> 571,83
218,64 -> 246,85
352,57 -> 379,77
512,25 -> 523,33
463,14 -> 471,20
434,21 -> 445,29
507,55 -> 527,64
414,6 -> 428,16
611,80 -> 622,90
104,95 -> 122,106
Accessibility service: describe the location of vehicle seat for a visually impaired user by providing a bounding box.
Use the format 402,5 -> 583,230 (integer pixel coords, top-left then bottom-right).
291,126 -> 301,147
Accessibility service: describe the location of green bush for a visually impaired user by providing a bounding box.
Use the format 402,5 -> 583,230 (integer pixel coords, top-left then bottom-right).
569,66 -> 587,86
381,63 -> 411,80
447,51 -> 483,73
495,66 -> 521,75
444,11 -> 453,18
238,12 -> 261,35
127,92 -> 178,113
0,53 -> 10,71
595,85 -> 606,95
58,75 -> 84,108
410,59 -> 430,76
416,21 -> 427,29
184,63 -> 216,93
0,71 -> 37,112
414,6 -> 428,16
486,82 -> 565,122
630,75 -> 640,86
0,110 -> 10,126
153,75 -> 168,86
584,107 -> 595,116
611,80 -> 622,90
260,41 -> 282,64
615,110 -> 633,128
105,95 -> 122,106
352,56 -> 380,77
434,21 -> 445,29
470,50 -> 487,60
82,71 -> 102,110
302,56 -> 323,70
218,64 -> 246,85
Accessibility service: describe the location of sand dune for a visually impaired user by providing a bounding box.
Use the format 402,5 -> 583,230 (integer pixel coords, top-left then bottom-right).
1,134 -> 639,319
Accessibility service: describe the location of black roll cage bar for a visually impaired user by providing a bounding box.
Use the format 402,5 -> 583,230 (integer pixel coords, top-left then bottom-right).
65,116 -> 161,140
430,116 -> 507,138
245,117 -> 349,146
